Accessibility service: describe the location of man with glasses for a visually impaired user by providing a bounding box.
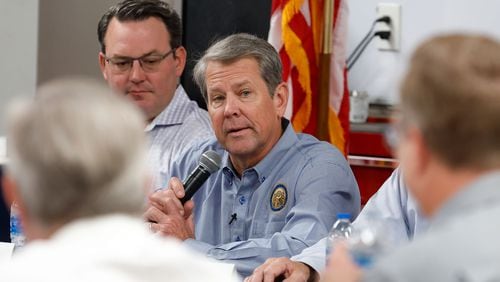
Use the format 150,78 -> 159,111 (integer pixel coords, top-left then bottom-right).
98,0 -> 213,190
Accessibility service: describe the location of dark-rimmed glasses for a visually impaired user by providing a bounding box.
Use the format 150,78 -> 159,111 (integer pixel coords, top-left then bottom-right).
104,48 -> 176,74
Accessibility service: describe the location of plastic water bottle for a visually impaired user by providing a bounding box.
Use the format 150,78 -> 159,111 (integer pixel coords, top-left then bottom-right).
326,213 -> 352,262
10,202 -> 26,248
348,224 -> 389,268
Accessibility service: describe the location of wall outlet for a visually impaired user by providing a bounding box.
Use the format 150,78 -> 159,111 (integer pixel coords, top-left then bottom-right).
376,3 -> 401,51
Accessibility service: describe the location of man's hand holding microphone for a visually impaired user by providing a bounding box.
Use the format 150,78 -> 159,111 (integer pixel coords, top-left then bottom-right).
143,150 -> 221,240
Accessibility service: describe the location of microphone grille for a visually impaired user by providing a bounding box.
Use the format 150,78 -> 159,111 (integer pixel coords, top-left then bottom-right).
199,150 -> 222,173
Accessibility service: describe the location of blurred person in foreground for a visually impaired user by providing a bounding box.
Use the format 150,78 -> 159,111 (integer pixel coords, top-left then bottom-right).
0,78 -> 236,282
246,167 -> 428,282
324,34 -> 500,281
98,0 -> 212,190
144,33 -> 361,277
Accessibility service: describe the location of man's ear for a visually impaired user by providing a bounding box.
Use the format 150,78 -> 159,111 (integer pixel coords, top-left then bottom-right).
273,82 -> 289,118
98,52 -> 108,80
173,46 -> 187,77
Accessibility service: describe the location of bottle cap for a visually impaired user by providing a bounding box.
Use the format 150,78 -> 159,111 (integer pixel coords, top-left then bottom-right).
336,213 -> 351,219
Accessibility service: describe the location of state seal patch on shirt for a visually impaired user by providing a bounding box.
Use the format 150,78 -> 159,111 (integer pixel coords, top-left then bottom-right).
270,184 -> 287,211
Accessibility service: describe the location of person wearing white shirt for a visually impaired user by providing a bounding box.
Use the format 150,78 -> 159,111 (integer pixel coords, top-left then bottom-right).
246,167 -> 428,281
0,78 -> 237,282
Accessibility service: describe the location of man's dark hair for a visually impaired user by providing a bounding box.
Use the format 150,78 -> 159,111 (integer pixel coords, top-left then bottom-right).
97,0 -> 182,54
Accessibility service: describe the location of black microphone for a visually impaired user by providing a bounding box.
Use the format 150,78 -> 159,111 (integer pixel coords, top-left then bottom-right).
180,150 -> 222,204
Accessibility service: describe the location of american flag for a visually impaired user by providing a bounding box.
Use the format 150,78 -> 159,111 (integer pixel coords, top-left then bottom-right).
268,0 -> 350,154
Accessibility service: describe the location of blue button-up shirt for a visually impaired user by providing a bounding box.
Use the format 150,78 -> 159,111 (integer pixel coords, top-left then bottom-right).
166,120 -> 360,277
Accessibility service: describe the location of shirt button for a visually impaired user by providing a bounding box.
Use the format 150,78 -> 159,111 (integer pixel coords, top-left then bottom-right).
239,195 -> 246,205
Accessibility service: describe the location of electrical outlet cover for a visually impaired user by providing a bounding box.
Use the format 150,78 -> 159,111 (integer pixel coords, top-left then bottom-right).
376,3 -> 401,51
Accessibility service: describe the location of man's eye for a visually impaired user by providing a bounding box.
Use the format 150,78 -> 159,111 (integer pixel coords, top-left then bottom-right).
142,58 -> 160,65
113,60 -> 130,67
209,95 -> 225,107
241,90 -> 251,97
212,95 -> 224,102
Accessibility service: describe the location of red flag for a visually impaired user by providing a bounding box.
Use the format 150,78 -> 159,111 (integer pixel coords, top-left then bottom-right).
268,0 -> 350,154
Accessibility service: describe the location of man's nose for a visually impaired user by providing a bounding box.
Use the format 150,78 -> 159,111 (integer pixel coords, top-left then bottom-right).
224,95 -> 241,117
129,60 -> 146,83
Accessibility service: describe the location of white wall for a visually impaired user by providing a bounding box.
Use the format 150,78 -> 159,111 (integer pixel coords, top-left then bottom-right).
0,0 -> 39,135
0,0 -> 182,137
347,0 -> 500,104
37,0 -> 123,85
37,0 -> 181,86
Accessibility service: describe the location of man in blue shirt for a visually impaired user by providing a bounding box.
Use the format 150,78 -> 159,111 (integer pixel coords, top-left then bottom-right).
143,33 -> 360,277
246,167 -> 429,281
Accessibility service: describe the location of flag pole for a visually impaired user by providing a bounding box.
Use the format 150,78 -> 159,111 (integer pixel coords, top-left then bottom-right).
316,0 -> 334,141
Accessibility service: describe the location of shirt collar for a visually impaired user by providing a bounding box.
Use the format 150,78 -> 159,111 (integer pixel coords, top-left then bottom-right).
145,85 -> 192,131
432,170 -> 500,226
221,119 -> 296,184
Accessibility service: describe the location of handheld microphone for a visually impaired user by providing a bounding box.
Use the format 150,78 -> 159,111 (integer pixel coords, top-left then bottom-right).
180,150 -> 222,204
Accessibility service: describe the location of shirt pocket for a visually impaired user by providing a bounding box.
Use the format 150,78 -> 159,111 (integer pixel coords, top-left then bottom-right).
251,219 -> 286,237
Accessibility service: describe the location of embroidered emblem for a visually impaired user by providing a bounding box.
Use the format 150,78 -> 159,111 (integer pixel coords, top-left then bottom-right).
270,184 -> 287,211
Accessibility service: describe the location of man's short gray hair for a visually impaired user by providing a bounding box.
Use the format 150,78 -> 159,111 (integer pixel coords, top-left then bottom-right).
193,33 -> 283,100
6,78 -> 148,227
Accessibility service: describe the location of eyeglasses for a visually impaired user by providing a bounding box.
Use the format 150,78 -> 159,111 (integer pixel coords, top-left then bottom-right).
104,48 -> 176,74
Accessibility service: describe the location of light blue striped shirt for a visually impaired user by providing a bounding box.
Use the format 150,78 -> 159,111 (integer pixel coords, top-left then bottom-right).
146,86 -> 213,190
167,120 -> 360,277
292,167 -> 429,274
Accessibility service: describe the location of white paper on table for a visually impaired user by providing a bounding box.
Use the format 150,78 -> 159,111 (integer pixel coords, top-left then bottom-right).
0,242 -> 14,263
206,261 -> 240,281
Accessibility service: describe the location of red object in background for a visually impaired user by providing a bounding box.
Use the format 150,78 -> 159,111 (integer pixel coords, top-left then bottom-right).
350,161 -> 395,205
348,124 -> 397,205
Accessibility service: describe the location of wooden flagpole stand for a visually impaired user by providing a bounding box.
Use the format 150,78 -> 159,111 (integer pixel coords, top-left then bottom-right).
316,0 -> 334,142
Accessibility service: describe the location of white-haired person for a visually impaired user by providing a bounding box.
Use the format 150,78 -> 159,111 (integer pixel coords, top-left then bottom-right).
0,78 -> 236,281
